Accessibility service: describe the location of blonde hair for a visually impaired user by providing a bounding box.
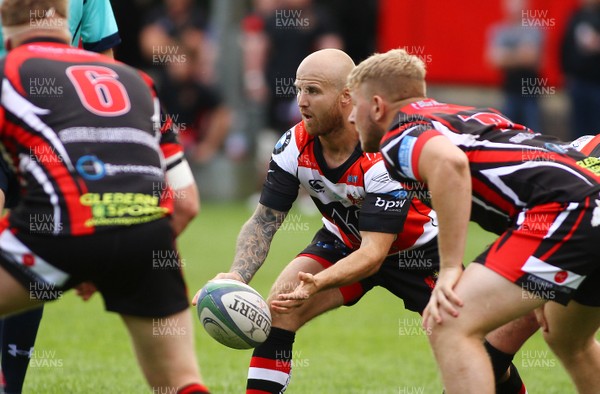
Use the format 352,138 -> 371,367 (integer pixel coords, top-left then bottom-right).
347,49 -> 426,100
1,0 -> 67,27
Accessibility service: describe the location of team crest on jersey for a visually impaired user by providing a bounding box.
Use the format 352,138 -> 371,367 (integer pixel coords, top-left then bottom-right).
273,130 -> 292,155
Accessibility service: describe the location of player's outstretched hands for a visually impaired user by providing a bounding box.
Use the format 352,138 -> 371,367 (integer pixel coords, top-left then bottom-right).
271,271 -> 317,313
191,271 -> 245,305
422,266 -> 464,328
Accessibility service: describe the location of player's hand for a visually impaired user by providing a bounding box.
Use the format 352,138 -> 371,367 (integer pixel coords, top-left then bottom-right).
191,272 -> 246,305
422,266 -> 464,327
270,272 -> 316,313
74,282 -> 97,301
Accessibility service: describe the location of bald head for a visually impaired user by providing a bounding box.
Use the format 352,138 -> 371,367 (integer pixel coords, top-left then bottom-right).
296,49 -> 355,91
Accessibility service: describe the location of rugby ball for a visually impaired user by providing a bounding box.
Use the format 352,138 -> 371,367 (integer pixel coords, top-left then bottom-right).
196,279 -> 271,349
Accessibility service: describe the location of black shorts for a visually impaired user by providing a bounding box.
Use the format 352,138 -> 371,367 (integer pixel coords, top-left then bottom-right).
299,228 -> 440,313
0,218 -> 189,317
474,196 -> 600,306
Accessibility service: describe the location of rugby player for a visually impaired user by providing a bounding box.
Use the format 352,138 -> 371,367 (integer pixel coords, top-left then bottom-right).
343,48 -> 600,393
0,1 -> 122,392
0,0 -> 206,392
194,48 -> 533,394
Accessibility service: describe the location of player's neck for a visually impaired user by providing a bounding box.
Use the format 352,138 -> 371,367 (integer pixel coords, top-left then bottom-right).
318,125 -> 359,168
383,96 -> 427,129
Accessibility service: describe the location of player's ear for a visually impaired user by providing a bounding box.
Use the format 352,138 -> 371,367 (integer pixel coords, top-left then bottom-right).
372,95 -> 385,121
340,87 -> 351,106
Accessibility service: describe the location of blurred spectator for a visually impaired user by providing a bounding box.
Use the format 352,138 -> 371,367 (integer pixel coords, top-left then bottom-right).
328,0 -> 378,63
561,0 -> 600,138
486,0 -> 544,132
139,0 -> 215,83
242,0 -> 343,133
156,45 -> 232,164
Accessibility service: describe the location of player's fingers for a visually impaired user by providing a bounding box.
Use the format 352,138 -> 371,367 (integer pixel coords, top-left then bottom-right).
427,298 -> 443,324
191,289 -> 202,306
444,287 -> 464,308
277,291 -> 308,301
212,272 -> 244,283
270,299 -> 301,313
297,271 -> 313,283
422,306 -> 432,328
437,290 -> 459,318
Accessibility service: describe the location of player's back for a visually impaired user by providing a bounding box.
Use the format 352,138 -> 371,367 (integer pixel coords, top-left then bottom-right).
0,40 -> 169,236
382,98 -> 600,233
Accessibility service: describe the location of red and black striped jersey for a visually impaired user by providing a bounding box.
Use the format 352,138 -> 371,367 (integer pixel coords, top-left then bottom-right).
380,98 -> 600,234
260,121 -> 437,255
0,39 -> 182,236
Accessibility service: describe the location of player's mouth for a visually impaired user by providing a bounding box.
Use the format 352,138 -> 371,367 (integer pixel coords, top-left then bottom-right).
302,113 -> 313,122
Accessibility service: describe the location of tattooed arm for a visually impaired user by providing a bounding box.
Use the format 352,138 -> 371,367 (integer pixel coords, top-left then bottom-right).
228,203 -> 288,283
192,203 -> 287,304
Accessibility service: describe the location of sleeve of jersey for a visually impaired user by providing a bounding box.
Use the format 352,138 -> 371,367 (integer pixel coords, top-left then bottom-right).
259,160 -> 300,212
159,108 -> 194,189
359,191 -> 410,234
81,0 -> 122,53
380,124 -> 441,182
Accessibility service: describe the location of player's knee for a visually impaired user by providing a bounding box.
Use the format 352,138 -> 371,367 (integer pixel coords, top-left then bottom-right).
543,329 -> 594,361
428,317 -> 487,349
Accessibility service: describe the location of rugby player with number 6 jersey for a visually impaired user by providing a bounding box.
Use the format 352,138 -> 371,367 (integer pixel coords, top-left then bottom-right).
194,49 -> 530,394
0,1 -> 208,393
346,48 -> 600,393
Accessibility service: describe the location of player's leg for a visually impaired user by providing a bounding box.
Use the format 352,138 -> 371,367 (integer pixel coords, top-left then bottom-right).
484,312 -> 539,394
385,239 -> 534,394
1,307 -> 44,394
427,263 -> 544,394
0,265 -> 44,316
540,300 -> 600,393
247,255 -> 345,393
121,309 -> 209,393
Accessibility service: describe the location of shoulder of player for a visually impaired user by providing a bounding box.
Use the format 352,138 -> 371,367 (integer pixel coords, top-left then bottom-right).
292,121 -> 313,147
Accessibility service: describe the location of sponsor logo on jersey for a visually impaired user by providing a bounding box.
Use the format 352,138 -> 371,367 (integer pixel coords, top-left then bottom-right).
374,196 -> 407,212
569,135 -> 594,151
273,130 -> 292,155
76,155 -> 163,180
521,256 -> 584,289
398,136 -> 417,180
80,192 -> 169,227
308,179 -> 325,193
76,155 -> 106,180
576,157 -> 600,176
347,175 -> 358,183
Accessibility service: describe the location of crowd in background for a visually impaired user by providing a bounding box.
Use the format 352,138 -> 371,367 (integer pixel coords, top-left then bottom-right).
107,0 -> 600,200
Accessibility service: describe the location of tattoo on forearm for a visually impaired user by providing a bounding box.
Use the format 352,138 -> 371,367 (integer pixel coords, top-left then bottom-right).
231,206 -> 286,283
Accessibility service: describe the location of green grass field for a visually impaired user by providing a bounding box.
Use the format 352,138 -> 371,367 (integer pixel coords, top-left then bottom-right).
23,202 -> 576,393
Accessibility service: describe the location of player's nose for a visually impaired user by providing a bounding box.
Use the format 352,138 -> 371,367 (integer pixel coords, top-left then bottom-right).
348,107 -> 356,124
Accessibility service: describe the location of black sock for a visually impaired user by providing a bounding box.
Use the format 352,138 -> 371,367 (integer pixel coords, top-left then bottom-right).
246,327 -> 295,393
1,307 -> 44,394
496,363 -> 526,394
484,340 -> 525,394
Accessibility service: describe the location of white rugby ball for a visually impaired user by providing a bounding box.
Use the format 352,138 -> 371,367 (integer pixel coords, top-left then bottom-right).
196,279 -> 271,349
